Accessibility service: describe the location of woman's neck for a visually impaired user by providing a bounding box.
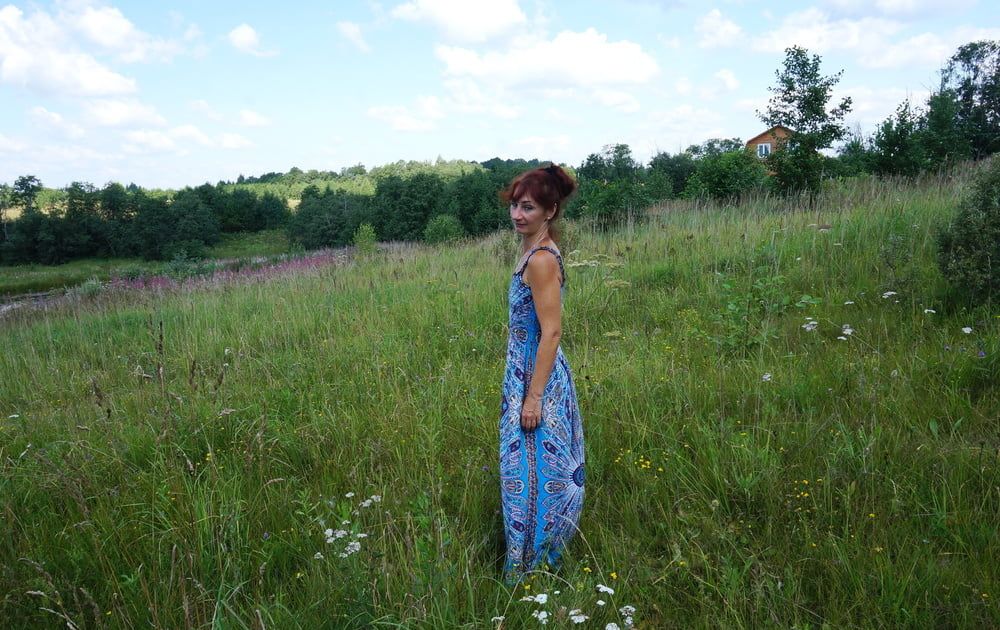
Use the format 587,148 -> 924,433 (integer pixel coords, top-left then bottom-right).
521,229 -> 551,254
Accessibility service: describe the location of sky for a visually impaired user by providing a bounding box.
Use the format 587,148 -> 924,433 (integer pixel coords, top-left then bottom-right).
1,0 -> 998,189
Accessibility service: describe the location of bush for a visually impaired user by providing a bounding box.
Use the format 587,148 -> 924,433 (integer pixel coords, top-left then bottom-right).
683,150 -> 768,201
353,223 -> 377,256
572,179 -> 650,228
423,214 -> 465,244
937,157 -> 1000,304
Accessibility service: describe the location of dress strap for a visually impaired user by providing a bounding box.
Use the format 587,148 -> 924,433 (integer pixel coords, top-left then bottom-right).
516,246 -> 565,286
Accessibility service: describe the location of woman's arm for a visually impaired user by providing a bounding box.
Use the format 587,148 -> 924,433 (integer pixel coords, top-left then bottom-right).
520,251 -> 562,432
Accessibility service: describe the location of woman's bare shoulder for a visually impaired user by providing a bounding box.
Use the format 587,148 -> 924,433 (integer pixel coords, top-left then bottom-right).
523,248 -> 561,285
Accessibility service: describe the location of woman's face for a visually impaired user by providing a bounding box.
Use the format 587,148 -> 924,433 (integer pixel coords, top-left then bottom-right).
510,193 -> 552,236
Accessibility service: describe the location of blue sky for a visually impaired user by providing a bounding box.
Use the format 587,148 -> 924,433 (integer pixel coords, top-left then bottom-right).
1,0 -> 998,189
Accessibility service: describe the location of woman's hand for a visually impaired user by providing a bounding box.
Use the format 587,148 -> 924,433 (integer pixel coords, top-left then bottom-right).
520,392 -> 542,432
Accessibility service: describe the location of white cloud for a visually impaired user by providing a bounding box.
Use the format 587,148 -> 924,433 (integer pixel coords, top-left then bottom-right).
754,9 -> 1000,70
30,106 -> 86,139
190,99 -> 222,121
637,104 -> 727,155
391,0 -> 527,43
228,23 -> 276,57
337,21 -> 371,53
442,79 -> 520,119
0,132 -> 26,153
752,9 -> 902,56
861,27 -> 1000,68
512,134 -> 572,158
837,84 -> 931,129
591,90 -> 641,113
124,129 -> 175,152
219,133 -> 254,149
824,0 -> 976,16
123,124 -> 217,154
658,34 -> 681,49
696,9 -> 743,48
170,124 -> 213,146
436,28 -> 658,88
0,5 -> 136,96
238,109 -> 271,127
368,95 -> 445,131
71,5 -> 181,63
714,69 -> 740,91
84,99 -> 166,127
675,76 -> 693,96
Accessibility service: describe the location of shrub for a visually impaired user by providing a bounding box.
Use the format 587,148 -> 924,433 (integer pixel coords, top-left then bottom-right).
423,214 -> 465,244
937,157 -> 1000,304
353,223 -> 377,256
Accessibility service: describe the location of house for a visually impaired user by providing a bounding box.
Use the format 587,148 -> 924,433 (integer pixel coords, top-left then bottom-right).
746,125 -> 792,159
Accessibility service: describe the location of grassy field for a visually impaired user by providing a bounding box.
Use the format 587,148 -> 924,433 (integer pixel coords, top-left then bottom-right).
1,171 -> 998,629
0,230 -> 291,297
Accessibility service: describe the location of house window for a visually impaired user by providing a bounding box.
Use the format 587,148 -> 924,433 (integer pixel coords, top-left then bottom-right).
756,143 -> 771,158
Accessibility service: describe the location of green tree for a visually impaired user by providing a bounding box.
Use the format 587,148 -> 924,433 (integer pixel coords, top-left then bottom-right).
836,126 -> 874,176
648,151 -> 696,198
686,138 -> 744,159
921,89 -> 972,166
941,40 -> 1000,159
937,155 -> 1000,304
872,100 -> 927,176
759,46 -> 853,196
423,214 -> 465,244
12,175 -> 43,212
0,183 -> 11,242
683,150 -> 768,201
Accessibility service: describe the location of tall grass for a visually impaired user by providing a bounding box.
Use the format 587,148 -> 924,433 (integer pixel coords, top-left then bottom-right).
1,170 -> 997,628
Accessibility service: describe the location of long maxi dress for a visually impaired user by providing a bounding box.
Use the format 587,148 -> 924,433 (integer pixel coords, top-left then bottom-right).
500,245 -> 585,582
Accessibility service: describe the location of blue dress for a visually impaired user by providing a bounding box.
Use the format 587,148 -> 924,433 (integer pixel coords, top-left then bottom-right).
500,245 -> 585,582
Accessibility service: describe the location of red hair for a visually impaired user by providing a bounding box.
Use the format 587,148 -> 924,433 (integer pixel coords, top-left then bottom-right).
501,163 -> 577,243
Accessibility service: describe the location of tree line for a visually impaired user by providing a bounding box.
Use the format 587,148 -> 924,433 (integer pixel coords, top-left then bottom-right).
0,178 -> 288,264
1,39 -> 997,266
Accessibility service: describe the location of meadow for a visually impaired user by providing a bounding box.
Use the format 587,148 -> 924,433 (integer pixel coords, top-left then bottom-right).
1,169 -> 998,628
0,230 -> 291,297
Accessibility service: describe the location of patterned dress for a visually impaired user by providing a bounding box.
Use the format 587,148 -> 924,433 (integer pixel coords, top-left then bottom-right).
500,245 -> 585,583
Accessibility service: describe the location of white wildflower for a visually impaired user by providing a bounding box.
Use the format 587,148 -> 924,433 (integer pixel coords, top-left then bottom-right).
8,414 -> 19,419
532,609 -> 549,624
837,336 -> 848,341
596,599 -> 606,606
962,327 -> 973,334
370,495 -> 382,503
881,291 -> 897,298
569,609 -> 589,623
762,373 -> 772,382
491,617 -> 504,624
355,532 -> 368,538
324,528 -> 333,538
620,605 -> 636,615
596,584 -> 615,594
345,492 -> 355,498
924,309 -> 936,314
360,499 -> 373,508
314,552 -> 324,559
841,324 -> 854,336
606,624 -> 621,630
802,320 -> 818,332
844,301 -> 854,305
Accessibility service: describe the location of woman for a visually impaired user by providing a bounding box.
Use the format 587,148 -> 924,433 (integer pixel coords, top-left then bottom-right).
499,163 -> 584,583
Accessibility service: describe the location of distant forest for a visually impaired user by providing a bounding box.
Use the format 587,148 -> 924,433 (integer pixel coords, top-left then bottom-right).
2,40 -> 997,266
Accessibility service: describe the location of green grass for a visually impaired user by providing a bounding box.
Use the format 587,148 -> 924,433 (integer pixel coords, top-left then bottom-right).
0,230 -> 292,297
1,170 -> 998,628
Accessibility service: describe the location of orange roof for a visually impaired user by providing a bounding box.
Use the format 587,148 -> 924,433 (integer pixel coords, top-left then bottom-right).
746,125 -> 793,147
